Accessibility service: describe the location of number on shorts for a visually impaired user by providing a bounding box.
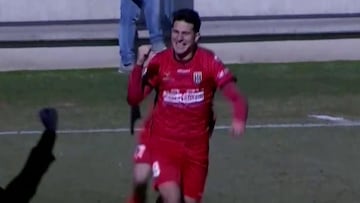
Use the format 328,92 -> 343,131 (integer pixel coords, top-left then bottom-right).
152,161 -> 160,177
134,144 -> 146,159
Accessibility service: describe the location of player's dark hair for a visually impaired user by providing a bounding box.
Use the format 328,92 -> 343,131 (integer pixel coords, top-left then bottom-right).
172,8 -> 201,33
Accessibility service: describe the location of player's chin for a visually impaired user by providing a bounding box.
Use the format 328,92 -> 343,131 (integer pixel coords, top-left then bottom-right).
174,49 -> 186,56
174,46 -> 190,56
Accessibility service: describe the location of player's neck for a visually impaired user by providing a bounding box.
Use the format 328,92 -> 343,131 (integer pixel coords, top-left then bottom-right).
174,45 -> 198,63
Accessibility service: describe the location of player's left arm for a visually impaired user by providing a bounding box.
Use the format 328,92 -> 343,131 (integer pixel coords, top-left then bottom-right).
221,81 -> 248,137
211,56 -> 248,137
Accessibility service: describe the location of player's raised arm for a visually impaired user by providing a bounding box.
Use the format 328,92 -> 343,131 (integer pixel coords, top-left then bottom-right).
127,45 -> 154,105
211,55 -> 249,137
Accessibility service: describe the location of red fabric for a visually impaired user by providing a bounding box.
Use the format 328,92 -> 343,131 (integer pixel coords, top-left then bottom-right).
127,47 -> 248,142
127,65 -> 144,105
132,104 -> 155,164
133,128 -> 152,164
151,137 -> 208,201
127,60 -> 160,105
140,47 -> 246,142
220,82 -> 248,123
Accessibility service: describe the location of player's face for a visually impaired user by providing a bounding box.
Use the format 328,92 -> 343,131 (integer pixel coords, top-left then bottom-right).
171,20 -> 200,58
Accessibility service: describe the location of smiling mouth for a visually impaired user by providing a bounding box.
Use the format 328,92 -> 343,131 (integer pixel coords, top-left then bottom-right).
176,42 -> 186,48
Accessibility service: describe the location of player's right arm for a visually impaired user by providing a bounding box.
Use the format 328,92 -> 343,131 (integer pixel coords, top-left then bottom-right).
127,66 -> 149,105
127,45 -> 159,106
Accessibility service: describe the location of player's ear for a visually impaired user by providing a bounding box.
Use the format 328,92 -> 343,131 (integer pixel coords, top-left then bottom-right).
195,32 -> 200,43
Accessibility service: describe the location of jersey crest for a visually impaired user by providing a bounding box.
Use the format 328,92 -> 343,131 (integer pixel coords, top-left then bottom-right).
193,71 -> 202,84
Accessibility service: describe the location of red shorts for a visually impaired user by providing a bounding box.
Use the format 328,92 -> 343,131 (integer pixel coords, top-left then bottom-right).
150,137 -> 209,201
133,128 -> 152,164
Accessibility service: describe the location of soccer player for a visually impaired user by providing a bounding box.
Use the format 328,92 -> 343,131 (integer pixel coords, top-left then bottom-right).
127,8 -> 248,203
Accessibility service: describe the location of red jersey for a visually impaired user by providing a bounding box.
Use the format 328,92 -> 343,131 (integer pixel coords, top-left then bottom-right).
143,47 -> 236,142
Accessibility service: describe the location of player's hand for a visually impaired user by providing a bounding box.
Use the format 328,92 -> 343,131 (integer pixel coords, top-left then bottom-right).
136,45 -> 152,67
143,50 -> 156,68
230,119 -> 245,138
39,108 -> 58,132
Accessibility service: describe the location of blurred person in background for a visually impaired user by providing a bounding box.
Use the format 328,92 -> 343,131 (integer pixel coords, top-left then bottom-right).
119,0 -> 170,73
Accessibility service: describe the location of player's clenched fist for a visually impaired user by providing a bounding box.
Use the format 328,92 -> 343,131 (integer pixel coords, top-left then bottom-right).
136,45 -> 152,66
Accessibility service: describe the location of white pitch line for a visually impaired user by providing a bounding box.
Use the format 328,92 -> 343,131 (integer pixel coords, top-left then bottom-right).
1,122 -> 360,136
308,114 -> 348,122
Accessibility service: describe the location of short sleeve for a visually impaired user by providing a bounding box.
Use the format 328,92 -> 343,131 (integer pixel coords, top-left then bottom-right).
210,55 -> 236,88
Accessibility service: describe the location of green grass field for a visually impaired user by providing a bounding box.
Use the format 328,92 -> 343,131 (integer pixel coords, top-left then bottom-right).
1,61 -> 360,202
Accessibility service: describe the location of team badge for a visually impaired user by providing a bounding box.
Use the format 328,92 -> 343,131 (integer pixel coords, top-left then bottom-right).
193,71 -> 202,84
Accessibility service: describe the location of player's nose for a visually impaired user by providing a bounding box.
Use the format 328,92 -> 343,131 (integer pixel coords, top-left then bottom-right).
176,34 -> 184,41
